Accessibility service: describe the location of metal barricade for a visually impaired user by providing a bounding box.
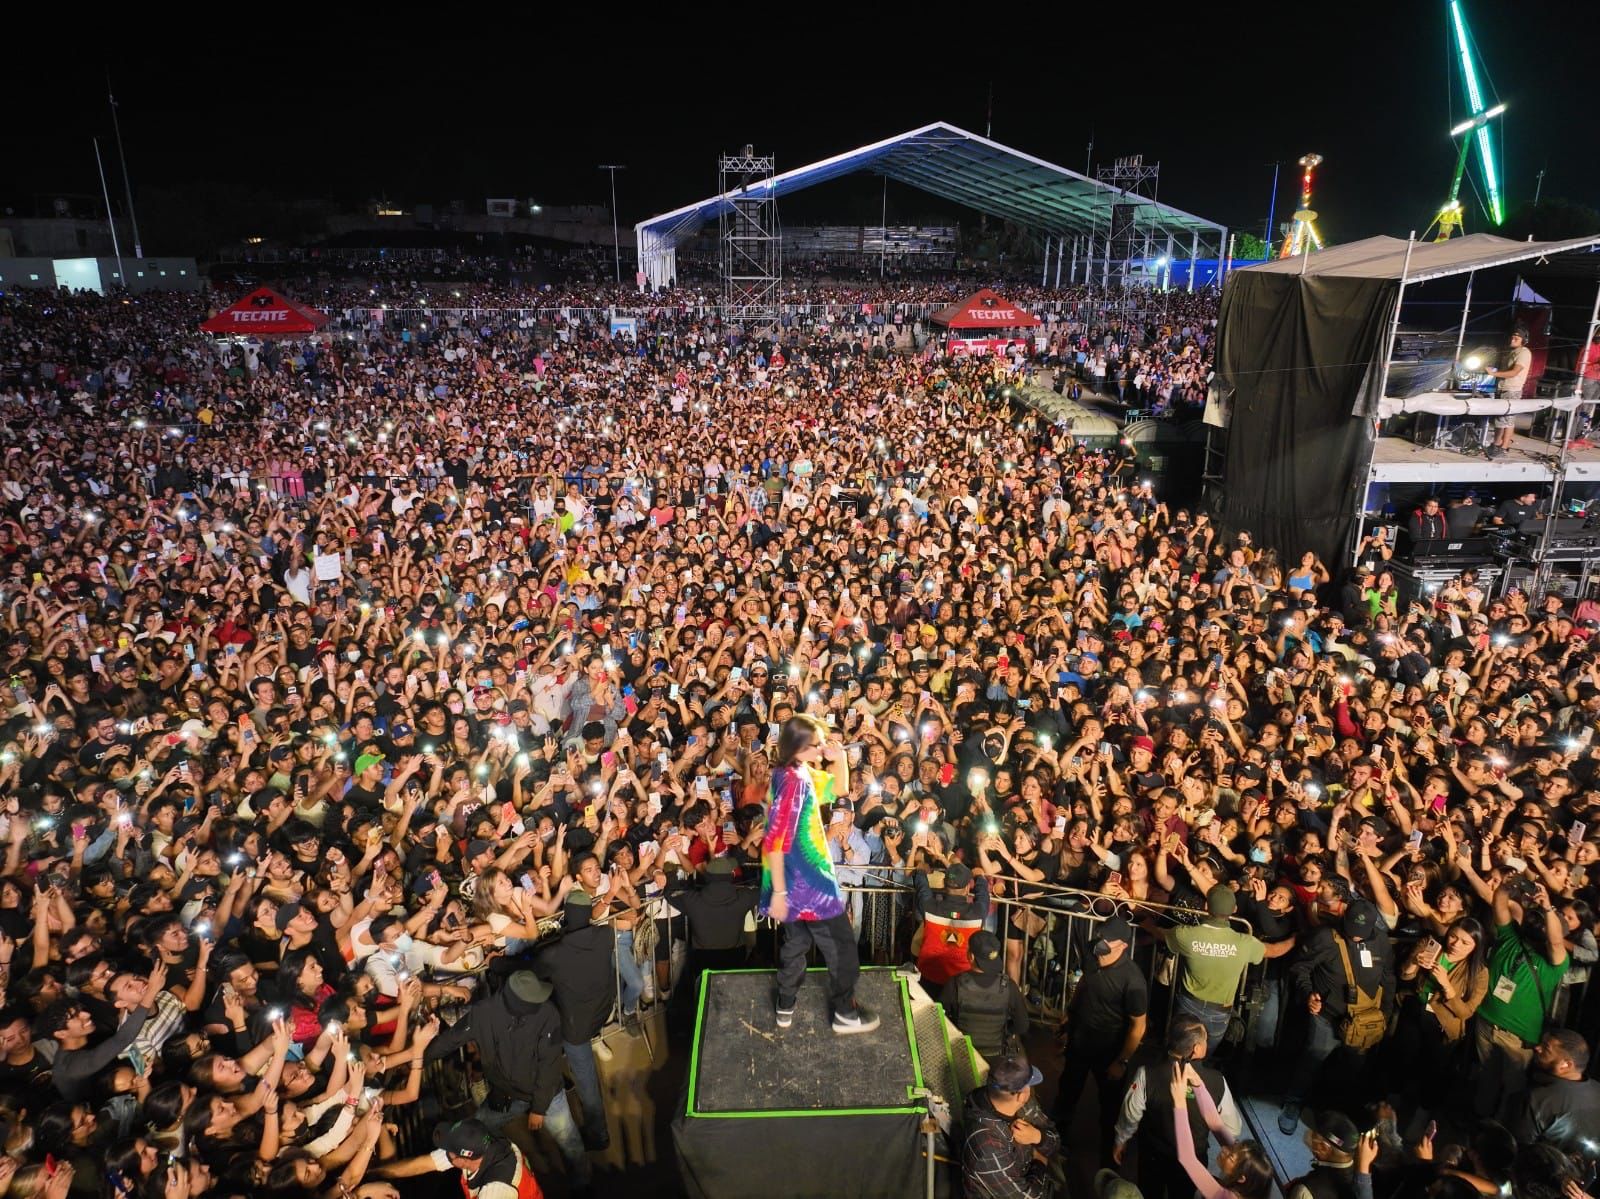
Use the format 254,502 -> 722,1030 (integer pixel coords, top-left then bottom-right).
841,870 -> 1262,1032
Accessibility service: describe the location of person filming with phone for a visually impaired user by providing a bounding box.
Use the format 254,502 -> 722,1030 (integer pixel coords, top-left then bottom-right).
1385,917 -> 1489,1120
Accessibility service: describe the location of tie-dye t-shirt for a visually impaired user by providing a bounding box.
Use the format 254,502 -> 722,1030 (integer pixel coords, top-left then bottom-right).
759,764 -> 845,923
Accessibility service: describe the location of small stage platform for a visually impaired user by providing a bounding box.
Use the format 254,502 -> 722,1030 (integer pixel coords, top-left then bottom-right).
673,967 -> 962,1199
1369,432 -> 1600,483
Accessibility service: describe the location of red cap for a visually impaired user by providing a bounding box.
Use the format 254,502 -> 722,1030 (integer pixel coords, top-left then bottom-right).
1131,736 -> 1156,753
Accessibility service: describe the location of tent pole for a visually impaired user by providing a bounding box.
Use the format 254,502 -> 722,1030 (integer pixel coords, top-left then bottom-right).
1042,235 -> 1050,287
1354,232 -> 1417,568
1538,279 -> 1600,596
1055,239 -> 1063,288
1188,232 -> 1198,292
1451,271 -> 1475,378
1372,232 -> 1416,418
1165,233 -> 1175,291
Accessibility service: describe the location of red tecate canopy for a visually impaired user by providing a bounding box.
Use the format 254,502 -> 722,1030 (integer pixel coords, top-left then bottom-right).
200,288 -> 329,337
930,288 -> 1040,330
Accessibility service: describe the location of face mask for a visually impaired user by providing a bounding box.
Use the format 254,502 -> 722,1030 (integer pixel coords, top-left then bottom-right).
347,650 -> 361,662
1249,847 -> 1270,864
1092,937 -> 1113,959
393,934 -> 413,953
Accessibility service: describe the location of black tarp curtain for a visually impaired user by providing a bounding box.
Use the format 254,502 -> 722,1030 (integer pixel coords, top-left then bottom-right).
1209,273 -> 1398,568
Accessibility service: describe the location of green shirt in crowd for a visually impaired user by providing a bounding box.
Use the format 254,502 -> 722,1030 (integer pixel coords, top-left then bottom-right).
1478,920 -> 1566,1046
1166,920 -> 1266,1006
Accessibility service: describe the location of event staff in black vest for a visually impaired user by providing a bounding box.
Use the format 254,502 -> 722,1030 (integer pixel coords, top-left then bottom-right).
1113,1017 -> 1242,1199
944,931 -> 1029,1063
1055,915 -> 1148,1158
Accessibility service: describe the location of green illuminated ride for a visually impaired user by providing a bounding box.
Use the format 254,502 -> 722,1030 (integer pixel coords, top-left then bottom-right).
1426,0 -> 1507,242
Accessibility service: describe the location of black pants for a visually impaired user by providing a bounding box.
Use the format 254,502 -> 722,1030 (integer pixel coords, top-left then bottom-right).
776,914 -> 861,1018
1056,1048 -> 1121,1160
1387,995 -> 1460,1114
1138,1147 -> 1197,1199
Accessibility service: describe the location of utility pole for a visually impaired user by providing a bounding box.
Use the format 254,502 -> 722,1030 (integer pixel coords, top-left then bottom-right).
598,164 -> 626,284
107,72 -> 143,258
1534,167 -> 1546,207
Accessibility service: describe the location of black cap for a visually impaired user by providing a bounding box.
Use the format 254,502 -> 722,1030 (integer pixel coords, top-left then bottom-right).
944,862 -> 973,890
1342,899 -> 1377,941
433,1118 -> 495,1161
1312,1109 -> 1361,1154
987,1054 -> 1044,1094
969,931 -> 1002,971
273,901 -> 304,934
1097,915 -> 1135,945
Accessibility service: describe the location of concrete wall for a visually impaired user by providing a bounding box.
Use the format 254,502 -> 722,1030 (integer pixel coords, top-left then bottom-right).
101,258 -> 203,293
0,260 -> 58,289
0,257 -> 201,293
0,218 -> 130,258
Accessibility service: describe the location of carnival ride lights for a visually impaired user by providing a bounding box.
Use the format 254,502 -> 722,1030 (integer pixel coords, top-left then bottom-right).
1278,153 -> 1325,259
1426,0 -> 1507,240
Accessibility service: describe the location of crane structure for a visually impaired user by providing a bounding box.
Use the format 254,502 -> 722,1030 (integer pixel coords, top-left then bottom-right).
1426,0 -> 1507,241
1278,153 -> 1325,259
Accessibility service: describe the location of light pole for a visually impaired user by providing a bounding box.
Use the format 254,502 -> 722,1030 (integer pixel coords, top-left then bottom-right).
107,73 -> 143,259
1263,161 -> 1281,259
598,164 -> 625,284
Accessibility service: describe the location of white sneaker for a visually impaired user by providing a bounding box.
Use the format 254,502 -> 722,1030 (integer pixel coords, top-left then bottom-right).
592,1039 -> 613,1063
831,1003 -> 880,1035
775,1005 -> 795,1029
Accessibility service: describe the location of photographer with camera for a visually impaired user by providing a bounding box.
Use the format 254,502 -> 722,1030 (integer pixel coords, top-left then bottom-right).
1473,876 -> 1569,1120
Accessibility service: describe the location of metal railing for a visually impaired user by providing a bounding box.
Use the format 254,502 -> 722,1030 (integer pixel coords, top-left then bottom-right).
837,869 -> 1261,1028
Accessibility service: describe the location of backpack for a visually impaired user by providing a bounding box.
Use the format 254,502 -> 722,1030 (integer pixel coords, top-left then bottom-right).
1334,935 -> 1387,1051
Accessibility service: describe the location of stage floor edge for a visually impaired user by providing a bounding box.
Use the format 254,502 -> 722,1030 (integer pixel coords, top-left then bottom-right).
673,968 -> 939,1199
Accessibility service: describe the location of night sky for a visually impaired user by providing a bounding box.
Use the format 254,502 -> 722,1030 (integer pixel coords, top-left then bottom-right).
10,3 -> 1597,249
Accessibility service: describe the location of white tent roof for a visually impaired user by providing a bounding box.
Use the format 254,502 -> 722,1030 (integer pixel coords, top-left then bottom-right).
1240,232 -> 1600,283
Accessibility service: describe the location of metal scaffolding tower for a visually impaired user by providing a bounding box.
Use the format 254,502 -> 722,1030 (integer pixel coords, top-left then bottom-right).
1095,155 -> 1160,293
719,145 -> 781,326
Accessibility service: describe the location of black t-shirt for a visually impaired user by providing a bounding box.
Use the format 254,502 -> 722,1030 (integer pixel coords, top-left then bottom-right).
1236,893 -> 1298,976
346,783 -> 384,810
77,735 -> 132,772
0,1046 -> 53,1093
1498,499 -> 1538,525
239,926 -> 282,972
1067,952 -> 1148,1059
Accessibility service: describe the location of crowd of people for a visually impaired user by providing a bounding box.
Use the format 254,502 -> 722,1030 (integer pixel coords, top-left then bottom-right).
0,267 -> 1594,1199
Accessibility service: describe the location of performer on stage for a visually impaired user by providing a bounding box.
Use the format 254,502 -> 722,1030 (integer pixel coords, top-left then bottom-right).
1485,327 -> 1532,459
761,714 -> 880,1034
